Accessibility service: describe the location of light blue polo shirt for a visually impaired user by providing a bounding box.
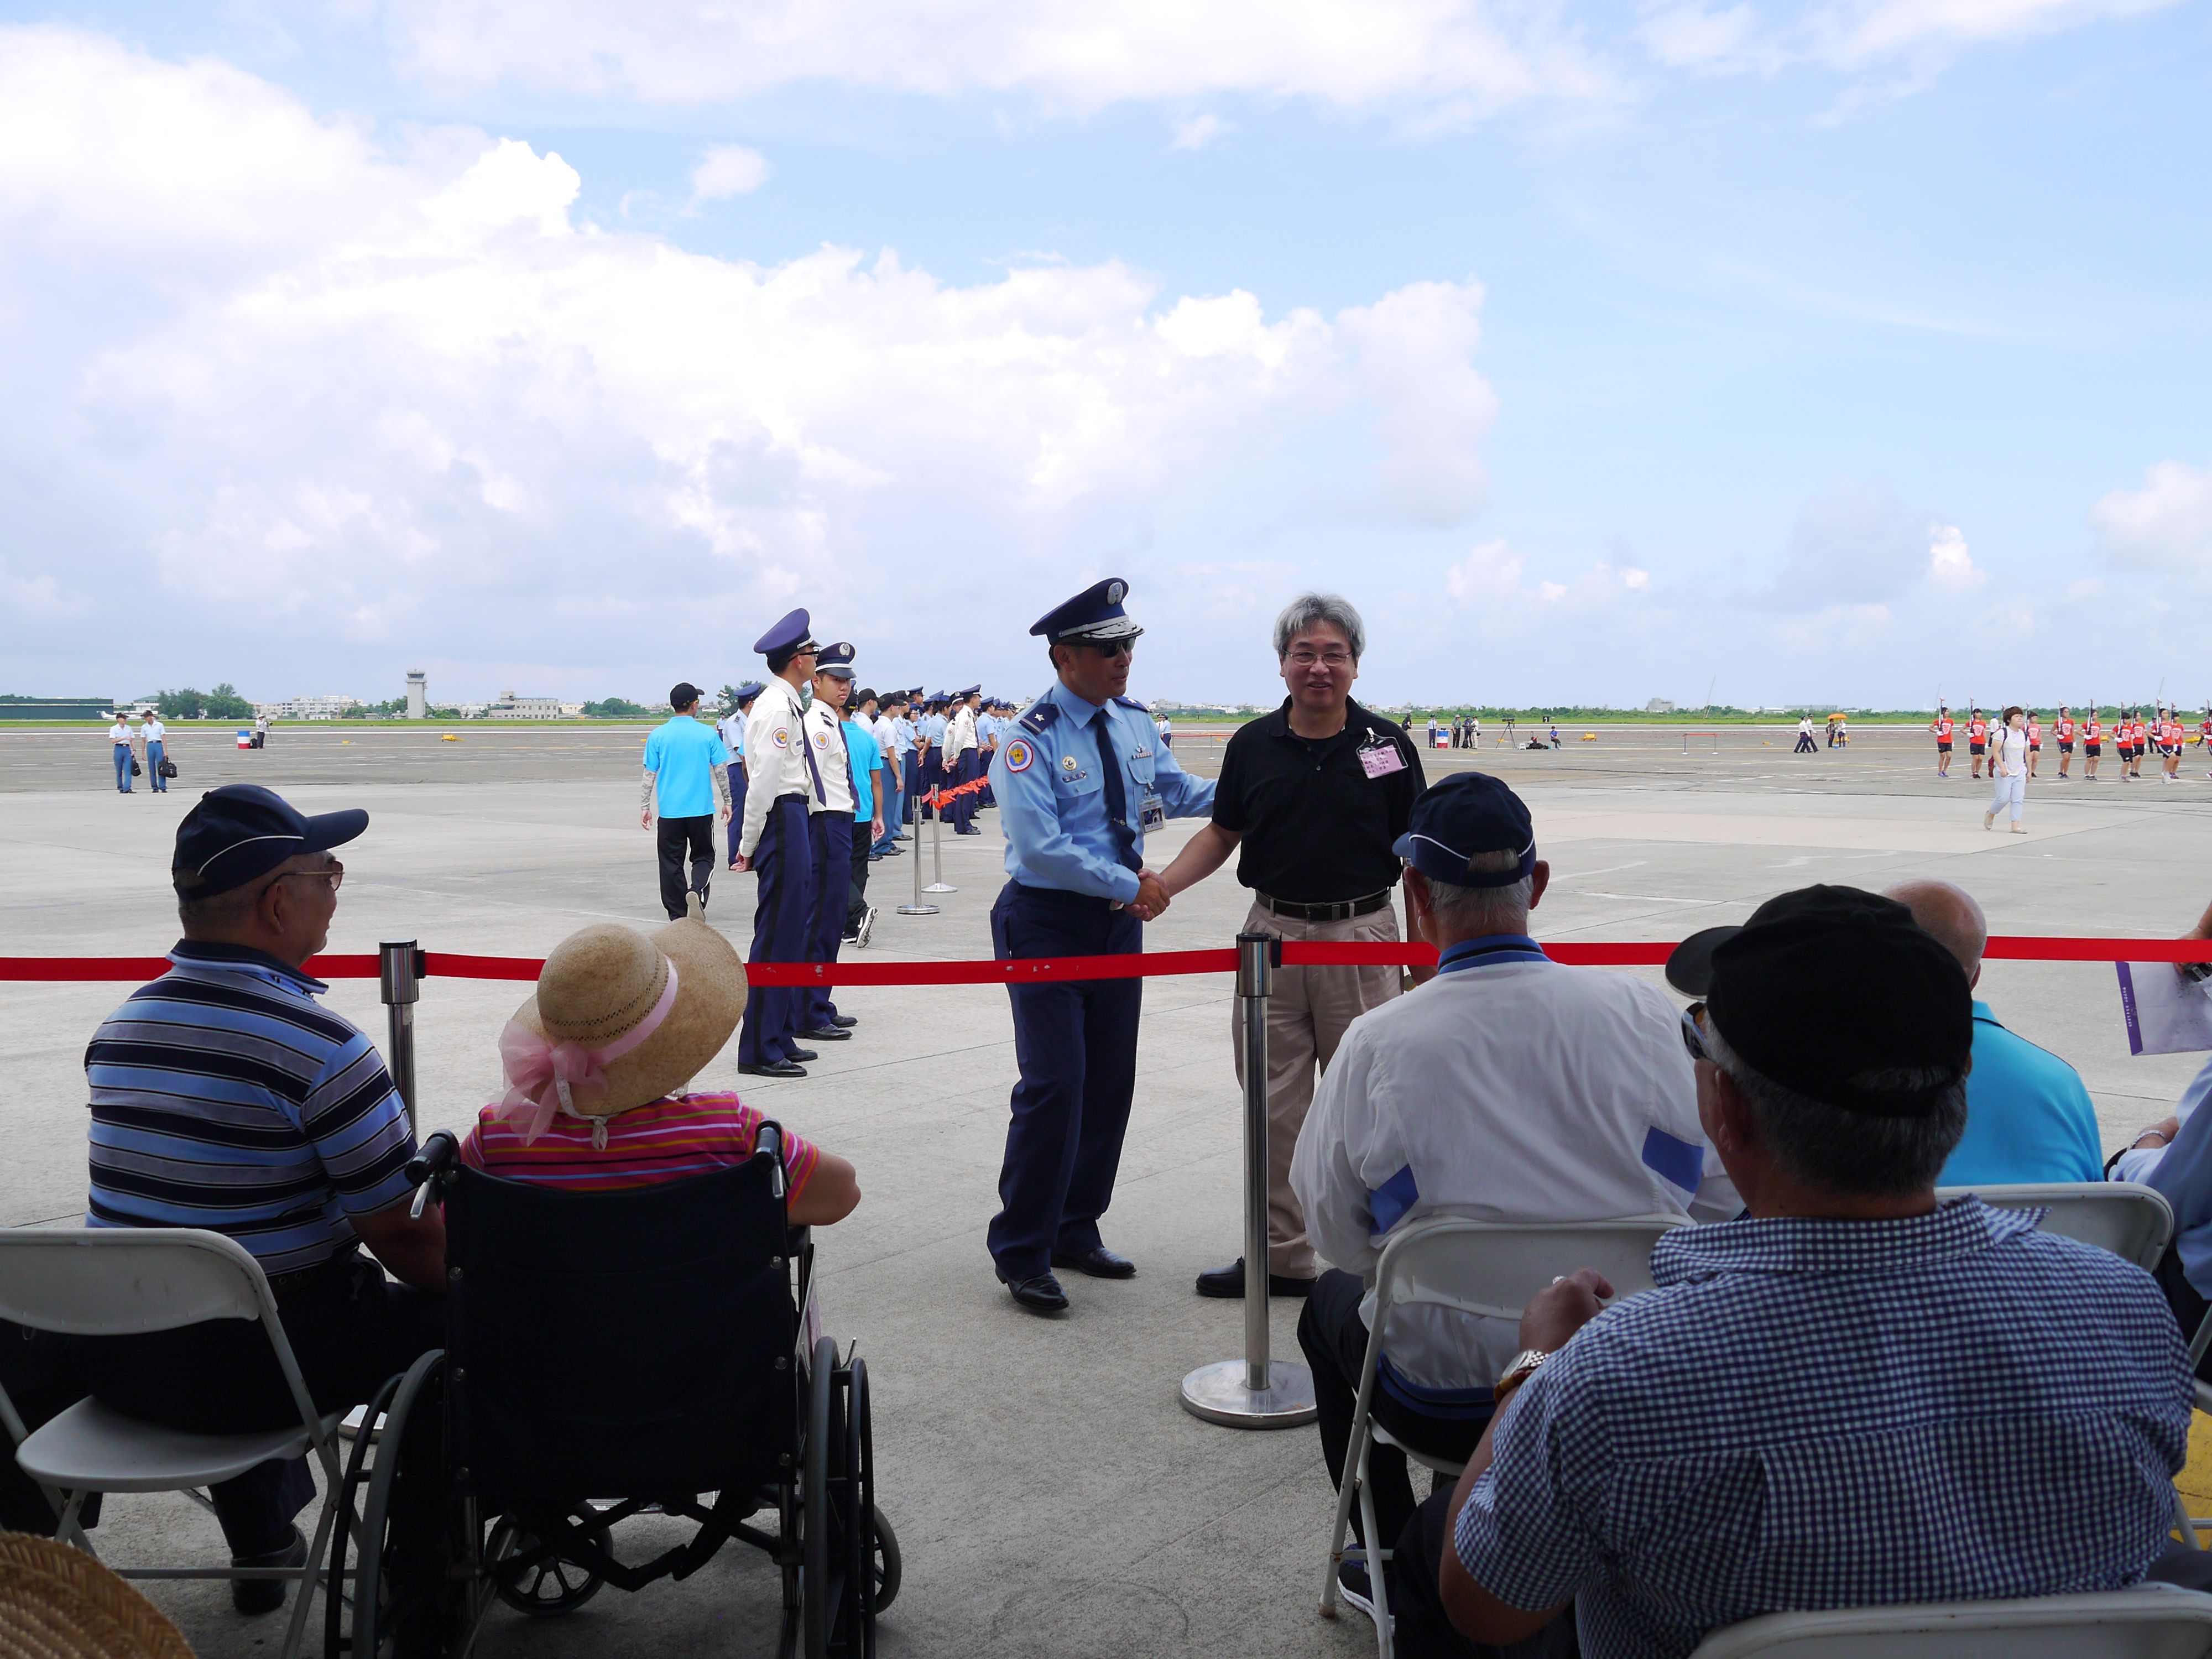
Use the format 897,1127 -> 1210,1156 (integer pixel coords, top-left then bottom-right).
1940,1000 -> 2105,1187
842,718 -> 881,821
643,714 -> 724,818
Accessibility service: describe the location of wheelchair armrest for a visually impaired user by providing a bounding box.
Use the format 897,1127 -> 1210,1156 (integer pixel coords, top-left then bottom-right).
405,1131 -> 460,1218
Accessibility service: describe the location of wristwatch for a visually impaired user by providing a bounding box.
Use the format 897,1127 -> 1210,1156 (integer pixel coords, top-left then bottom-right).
1494,1348 -> 1550,1401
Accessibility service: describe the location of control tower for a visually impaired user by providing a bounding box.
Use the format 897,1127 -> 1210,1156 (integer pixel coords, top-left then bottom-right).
405,671 -> 427,719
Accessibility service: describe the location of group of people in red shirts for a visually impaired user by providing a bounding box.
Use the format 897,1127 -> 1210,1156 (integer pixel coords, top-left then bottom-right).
1931,705 -> 2211,784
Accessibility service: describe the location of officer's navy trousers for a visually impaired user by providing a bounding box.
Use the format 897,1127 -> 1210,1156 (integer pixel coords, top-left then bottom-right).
725,763 -> 748,865
738,795 -> 815,1066
987,881 -> 1142,1279
952,748 -> 980,831
804,808 -> 853,1029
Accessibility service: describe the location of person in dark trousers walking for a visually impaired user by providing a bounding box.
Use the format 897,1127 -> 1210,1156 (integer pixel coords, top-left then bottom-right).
641,682 -> 731,921
718,683 -> 761,869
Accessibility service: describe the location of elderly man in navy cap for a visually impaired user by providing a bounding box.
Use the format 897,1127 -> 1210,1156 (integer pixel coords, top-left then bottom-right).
983,577 -> 1218,1314
734,611 -> 823,1079
74,785 -> 446,1618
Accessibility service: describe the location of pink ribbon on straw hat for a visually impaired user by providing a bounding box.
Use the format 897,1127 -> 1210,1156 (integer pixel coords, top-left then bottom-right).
494,960 -> 681,1147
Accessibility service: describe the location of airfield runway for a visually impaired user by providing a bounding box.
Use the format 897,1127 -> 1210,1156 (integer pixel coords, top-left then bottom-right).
3,720 -> 2210,1658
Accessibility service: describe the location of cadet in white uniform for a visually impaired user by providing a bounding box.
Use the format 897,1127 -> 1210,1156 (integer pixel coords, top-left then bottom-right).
735,611 -> 823,1077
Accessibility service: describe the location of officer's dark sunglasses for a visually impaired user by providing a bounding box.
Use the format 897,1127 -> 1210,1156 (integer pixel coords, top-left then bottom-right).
1678,1001 -> 1710,1064
1074,640 -> 1135,659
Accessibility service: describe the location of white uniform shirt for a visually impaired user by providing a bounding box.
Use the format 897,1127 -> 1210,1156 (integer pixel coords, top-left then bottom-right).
738,680 -> 816,859
108,721 -> 129,745
803,700 -> 855,815
715,713 -> 745,764
143,718 -> 165,744
1290,941 -> 1738,1394
946,706 -> 978,754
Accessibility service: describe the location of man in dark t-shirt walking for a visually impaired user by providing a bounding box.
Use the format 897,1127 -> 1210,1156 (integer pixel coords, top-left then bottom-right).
1157,592 -> 1426,1298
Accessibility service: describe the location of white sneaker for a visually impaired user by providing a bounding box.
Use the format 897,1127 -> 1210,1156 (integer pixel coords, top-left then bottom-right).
855,905 -> 878,950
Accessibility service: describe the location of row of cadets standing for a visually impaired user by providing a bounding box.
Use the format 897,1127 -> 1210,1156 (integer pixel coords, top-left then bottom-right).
733,612 -> 827,1079
984,577 -> 1215,1316
870,691 -> 914,855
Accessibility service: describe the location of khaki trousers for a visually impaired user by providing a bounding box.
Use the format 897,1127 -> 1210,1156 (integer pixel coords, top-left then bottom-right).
1233,896 -> 1405,1276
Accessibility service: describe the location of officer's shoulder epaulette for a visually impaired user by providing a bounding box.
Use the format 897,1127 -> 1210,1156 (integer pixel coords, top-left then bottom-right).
1113,696 -> 1150,713
1019,700 -> 1060,735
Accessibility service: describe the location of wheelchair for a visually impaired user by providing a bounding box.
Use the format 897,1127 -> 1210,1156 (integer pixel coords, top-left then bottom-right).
325,1123 -> 898,1657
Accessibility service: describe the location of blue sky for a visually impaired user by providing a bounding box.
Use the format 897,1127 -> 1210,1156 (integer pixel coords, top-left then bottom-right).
3,1 -> 2209,709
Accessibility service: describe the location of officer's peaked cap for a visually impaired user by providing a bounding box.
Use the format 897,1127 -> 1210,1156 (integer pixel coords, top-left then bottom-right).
817,643 -> 857,678
1031,578 -> 1144,645
753,609 -> 818,658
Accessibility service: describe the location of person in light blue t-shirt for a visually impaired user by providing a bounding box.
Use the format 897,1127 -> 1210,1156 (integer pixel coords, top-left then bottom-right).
1886,880 -> 2104,1186
641,682 -> 732,921
841,697 -> 888,945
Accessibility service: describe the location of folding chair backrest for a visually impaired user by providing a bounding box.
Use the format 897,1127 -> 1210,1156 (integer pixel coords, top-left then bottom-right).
1373,1215 -> 1685,1328
442,1153 -> 799,1506
1939,1183 -> 2175,1272
1686,1588 -> 2212,1657
0,1229 -> 269,1337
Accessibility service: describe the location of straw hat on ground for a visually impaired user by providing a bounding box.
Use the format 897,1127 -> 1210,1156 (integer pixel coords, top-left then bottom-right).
0,1532 -> 195,1659
507,896 -> 746,1117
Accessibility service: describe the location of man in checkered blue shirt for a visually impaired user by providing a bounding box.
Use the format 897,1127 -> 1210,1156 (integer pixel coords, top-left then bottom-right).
1391,886 -> 2199,1659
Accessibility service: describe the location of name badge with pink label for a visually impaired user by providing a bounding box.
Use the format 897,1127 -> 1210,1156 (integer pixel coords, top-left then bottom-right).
1359,743 -> 1405,779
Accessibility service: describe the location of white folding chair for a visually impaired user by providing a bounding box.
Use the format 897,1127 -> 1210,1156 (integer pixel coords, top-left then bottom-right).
1937,1183 -> 2176,1272
1317,1213 -> 1686,1658
1686,1585 -> 2212,1657
0,1228 -> 349,1659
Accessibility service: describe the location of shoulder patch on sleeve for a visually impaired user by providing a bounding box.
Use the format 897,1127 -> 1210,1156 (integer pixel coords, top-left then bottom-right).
1002,737 -> 1037,773
1019,700 -> 1060,736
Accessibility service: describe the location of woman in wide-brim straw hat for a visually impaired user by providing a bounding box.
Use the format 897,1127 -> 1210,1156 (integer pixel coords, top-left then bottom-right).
460,898 -> 860,1227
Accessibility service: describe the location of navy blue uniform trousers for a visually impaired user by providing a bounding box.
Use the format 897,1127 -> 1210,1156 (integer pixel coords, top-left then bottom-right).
987,881 -> 1142,1278
952,748 -> 980,831
725,762 -> 748,866
805,808 -> 853,1029
739,795 -> 815,1066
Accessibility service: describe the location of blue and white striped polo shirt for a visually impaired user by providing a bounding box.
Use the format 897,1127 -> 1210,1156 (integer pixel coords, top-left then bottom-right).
84,941 -> 418,1276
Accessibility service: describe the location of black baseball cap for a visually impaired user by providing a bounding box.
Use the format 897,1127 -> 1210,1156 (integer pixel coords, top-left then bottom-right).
1392,772 -> 1536,889
1683,885 -> 1972,1118
173,785 -> 367,900
669,682 -> 704,709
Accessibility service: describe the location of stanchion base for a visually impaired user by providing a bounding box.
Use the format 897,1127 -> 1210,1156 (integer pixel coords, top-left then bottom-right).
894,904 -> 940,916
1178,1360 -> 1317,1430
922,884 -> 958,894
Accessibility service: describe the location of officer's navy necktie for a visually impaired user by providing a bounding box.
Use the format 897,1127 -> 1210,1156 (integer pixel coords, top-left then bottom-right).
798,707 -> 828,805
1092,708 -> 1141,873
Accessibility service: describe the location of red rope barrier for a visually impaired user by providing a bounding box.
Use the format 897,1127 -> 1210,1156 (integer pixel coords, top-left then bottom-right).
1,938 -> 2205,986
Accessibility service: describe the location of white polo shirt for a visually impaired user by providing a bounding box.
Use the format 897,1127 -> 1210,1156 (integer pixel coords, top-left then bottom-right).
1291,934 -> 1738,1397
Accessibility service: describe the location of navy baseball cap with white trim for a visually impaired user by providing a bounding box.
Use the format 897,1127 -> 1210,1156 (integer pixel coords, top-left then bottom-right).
173,785 -> 367,899
1392,771 -> 1536,889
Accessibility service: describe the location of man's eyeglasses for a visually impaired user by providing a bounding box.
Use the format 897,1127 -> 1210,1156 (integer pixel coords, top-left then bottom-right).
1678,1001 -> 1710,1065
276,861 -> 344,892
1286,650 -> 1354,669
1077,640 -> 1135,660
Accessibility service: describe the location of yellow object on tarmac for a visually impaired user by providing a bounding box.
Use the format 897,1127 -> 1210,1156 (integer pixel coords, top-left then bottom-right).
1580,733 -> 1598,742
441,734 -> 461,742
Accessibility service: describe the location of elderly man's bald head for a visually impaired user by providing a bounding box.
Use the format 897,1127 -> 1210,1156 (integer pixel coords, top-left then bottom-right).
1883,879 -> 1986,987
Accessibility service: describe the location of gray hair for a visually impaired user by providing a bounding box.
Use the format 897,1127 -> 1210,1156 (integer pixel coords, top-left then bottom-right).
1273,592 -> 1366,661
1416,848 -> 1532,936
1705,1021 -> 1966,1199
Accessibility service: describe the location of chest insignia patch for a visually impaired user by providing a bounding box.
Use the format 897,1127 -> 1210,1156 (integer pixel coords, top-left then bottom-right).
1003,738 -> 1036,773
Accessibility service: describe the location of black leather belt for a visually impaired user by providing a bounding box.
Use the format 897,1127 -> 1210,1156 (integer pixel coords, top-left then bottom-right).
1255,890 -> 1392,922
775,792 -> 808,805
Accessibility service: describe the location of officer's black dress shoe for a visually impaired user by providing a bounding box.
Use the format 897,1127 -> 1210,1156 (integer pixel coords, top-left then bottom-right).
739,1060 -> 808,1079
1194,1258 -> 1316,1299
997,1269 -> 1068,1315
830,1014 -> 857,1029
797,1025 -> 851,1041
785,1047 -> 818,1063
1052,1246 -> 1136,1280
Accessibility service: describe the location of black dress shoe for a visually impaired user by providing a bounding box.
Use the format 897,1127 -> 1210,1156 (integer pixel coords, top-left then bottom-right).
797,1026 -> 851,1041
1052,1246 -> 1136,1280
997,1269 -> 1068,1315
830,1014 -> 857,1029
1194,1258 -> 1316,1299
739,1060 -> 808,1079
785,1047 -> 819,1062
231,1525 -> 306,1614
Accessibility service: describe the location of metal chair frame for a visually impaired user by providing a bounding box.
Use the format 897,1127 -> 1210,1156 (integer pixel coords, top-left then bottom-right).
1686,1585 -> 2212,1656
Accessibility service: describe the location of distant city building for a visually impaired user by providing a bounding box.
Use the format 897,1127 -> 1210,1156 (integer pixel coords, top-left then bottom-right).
253,695 -> 363,721
1646,698 -> 1676,713
405,671 -> 427,719
0,697 -> 116,720
484,692 -> 564,720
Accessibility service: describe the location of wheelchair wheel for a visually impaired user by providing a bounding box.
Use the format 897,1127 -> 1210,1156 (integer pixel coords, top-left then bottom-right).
332,1350 -> 468,1658
487,1507 -> 608,1616
802,1337 -> 837,1659
847,1360 -> 899,1619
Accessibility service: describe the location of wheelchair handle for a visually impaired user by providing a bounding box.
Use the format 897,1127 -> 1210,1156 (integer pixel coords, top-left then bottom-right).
405,1130 -> 460,1218
753,1120 -> 787,1201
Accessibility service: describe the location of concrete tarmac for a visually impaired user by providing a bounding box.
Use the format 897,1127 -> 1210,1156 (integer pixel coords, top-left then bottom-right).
3,722 -> 2210,1657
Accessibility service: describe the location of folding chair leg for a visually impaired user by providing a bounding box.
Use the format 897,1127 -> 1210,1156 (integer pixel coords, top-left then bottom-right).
279,1490 -> 343,1659
1321,1420 -> 1369,1617
53,1490 -> 93,1556
1357,1469 -> 1395,1659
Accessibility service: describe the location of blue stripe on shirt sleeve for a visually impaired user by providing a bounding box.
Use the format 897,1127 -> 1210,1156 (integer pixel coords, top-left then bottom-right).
1370,1163 -> 1421,1233
1642,1125 -> 1705,1194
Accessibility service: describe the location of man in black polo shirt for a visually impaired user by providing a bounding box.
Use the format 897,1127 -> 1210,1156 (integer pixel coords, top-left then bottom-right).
1158,592 -> 1425,1297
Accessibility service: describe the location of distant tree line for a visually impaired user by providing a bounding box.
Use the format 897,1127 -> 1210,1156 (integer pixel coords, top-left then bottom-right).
150,684 -> 253,719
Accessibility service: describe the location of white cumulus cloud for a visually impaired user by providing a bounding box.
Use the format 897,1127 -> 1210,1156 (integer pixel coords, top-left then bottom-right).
2091,458 -> 2212,581
0,27 -> 1503,697
690,143 -> 770,206
1926,523 -> 1986,589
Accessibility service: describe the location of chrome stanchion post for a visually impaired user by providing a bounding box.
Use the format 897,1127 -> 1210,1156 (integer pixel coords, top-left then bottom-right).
1180,931 -> 1317,1430
924,789 -> 956,895
377,939 -> 422,1133
898,787 -> 939,915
